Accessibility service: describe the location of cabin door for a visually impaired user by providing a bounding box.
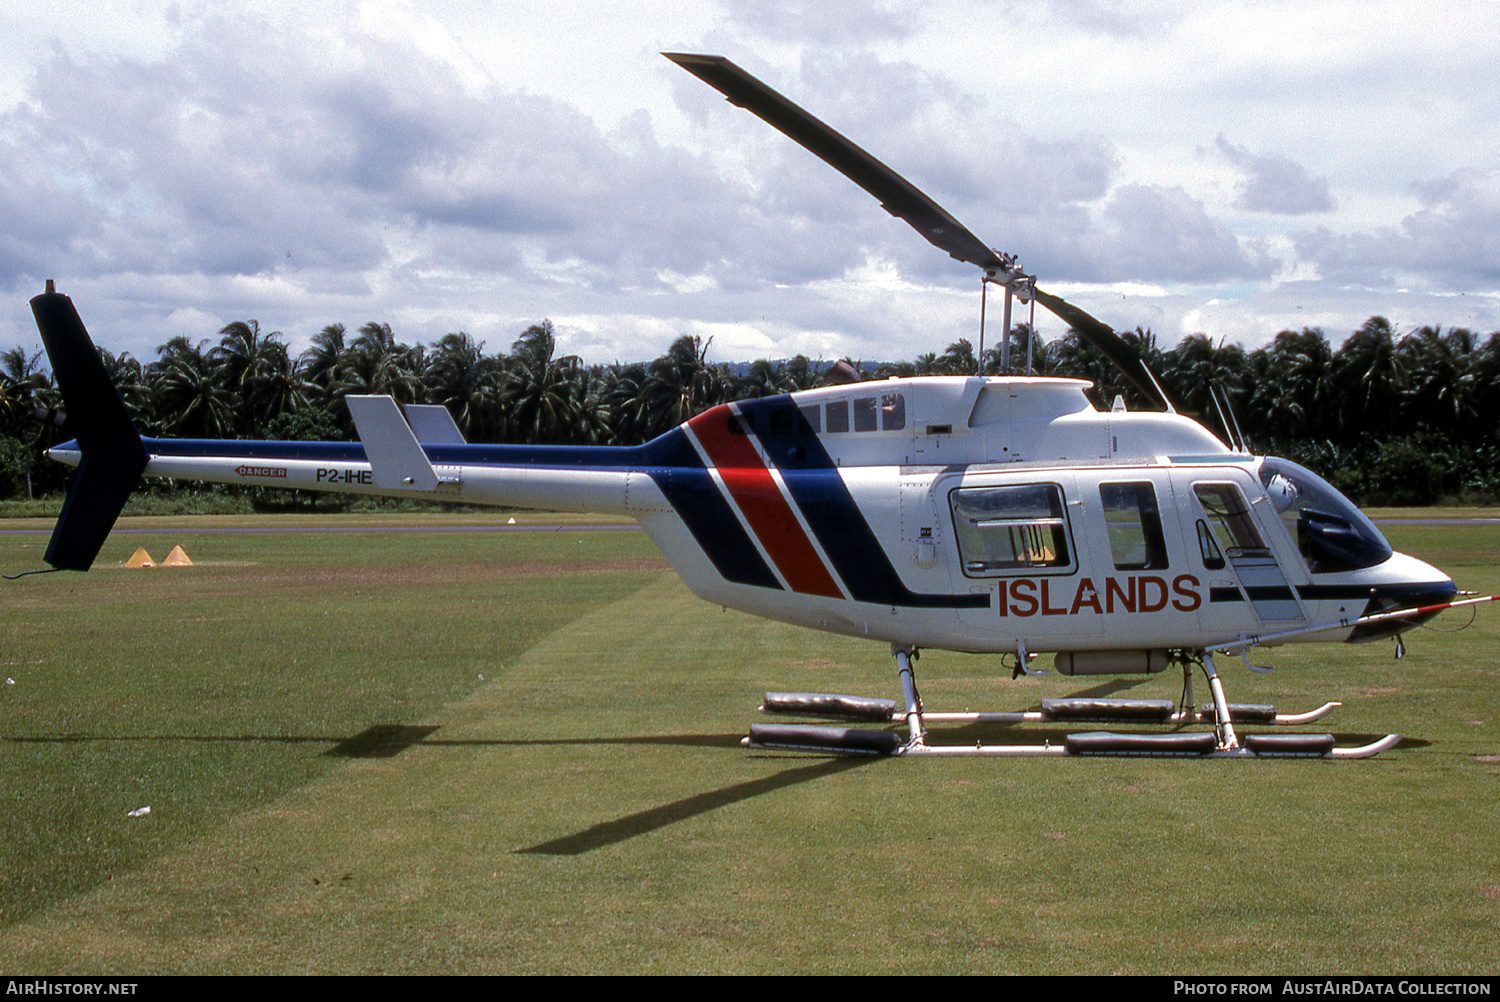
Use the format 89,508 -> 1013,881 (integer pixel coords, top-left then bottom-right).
1180,473 -> 1307,626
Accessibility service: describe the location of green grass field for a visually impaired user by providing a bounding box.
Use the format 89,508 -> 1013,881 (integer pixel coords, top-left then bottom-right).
1,515 -> 1497,974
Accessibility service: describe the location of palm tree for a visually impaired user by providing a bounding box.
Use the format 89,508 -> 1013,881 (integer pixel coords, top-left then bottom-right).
630,335 -> 730,439
939,338 -> 977,375
783,355 -> 823,390
98,348 -> 152,433
425,332 -> 505,441
603,361 -> 653,445
1247,327 -> 1333,444
212,320 -> 291,437
737,358 -> 797,398
249,339 -> 308,434
0,346 -> 50,433
503,320 -> 588,445
150,336 -> 237,439
1397,325 -> 1478,439
981,323 -> 1048,376
1048,331 -> 1118,407
1333,316 -> 1404,439
1162,333 -> 1247,430
330,322 -> 425,434
300,323 -> 347,407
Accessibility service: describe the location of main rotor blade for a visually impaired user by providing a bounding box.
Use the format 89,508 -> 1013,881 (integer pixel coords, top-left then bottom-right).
666,52 -> 1176,409
664,52 -> 1006,272
1029,288 -> 1172,408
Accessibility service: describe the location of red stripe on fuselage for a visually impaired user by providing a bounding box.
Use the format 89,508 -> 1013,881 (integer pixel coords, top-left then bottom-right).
688,407 -> 843,599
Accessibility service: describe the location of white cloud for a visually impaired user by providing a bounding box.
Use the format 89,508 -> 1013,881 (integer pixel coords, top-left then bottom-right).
717,0 -> 925,44
1214,135 -> 1336,215
0,0 -> 1497,368
1296,168 -> 1500,291
1089,184 -> 1274,283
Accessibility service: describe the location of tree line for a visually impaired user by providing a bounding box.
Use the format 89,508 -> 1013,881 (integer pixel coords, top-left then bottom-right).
2,314 -> 1497,505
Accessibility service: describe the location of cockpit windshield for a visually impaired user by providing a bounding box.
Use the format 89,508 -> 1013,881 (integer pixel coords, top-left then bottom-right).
1257,457 -> 1392,573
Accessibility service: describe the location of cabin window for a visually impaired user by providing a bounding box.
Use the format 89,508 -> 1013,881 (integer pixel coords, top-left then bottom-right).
881,392 -> 906,431
950,483 -> 1074,576
1196,519 -> 1226,570
767,405 -> 795,437
817,394 -> 905,434
1257,457 -> 1393,573
1099,481 -> 1169,570
826,400 -> 849,433
800,405 -> 821,434
1193,483 -> 1270,559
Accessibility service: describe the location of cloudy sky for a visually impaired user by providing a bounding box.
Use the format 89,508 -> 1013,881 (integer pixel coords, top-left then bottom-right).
1,0 -> 1498,368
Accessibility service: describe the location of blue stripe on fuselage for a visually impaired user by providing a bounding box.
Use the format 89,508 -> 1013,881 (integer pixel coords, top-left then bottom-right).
730,396 -> 988,610
141,413 -> 986,610
638,428 -> 781,590
144,436 -> 646,468
146,430 -> 781,589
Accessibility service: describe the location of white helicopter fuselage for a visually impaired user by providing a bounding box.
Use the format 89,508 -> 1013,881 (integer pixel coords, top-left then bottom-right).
52,375 -> 1454,667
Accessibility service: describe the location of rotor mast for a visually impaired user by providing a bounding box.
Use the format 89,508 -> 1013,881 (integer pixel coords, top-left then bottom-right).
981,252 -> 1035,376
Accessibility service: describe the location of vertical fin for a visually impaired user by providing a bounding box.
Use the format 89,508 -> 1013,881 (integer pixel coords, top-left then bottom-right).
347,395 -> 439,490
31,286 -> 149,571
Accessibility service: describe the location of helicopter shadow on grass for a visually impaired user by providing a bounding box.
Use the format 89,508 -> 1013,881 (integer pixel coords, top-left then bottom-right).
332,726 -> 880,855
3,672 -> 1435,857
4,723 -> 870,856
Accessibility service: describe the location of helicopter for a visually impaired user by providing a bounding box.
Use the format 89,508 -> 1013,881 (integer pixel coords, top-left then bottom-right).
22,53 -> 1494,761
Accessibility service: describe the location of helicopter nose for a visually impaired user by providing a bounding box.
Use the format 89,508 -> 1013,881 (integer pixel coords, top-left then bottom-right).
1378,551 -> 1458,604
1345,551 -> 1458,642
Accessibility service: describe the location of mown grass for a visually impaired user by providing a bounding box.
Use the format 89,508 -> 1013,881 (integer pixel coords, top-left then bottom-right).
0,517 -> 1497,973
0,519 -> 663,928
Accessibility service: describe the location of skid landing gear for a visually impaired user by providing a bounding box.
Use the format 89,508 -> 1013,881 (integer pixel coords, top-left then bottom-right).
742,646 -> 1403,760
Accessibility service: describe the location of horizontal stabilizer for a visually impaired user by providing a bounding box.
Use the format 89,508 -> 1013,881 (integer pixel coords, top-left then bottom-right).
347,395 -> 439,491
31,287 -> 148,571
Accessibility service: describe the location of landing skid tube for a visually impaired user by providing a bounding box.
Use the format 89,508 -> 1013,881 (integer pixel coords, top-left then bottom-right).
742,648 -> 1403,760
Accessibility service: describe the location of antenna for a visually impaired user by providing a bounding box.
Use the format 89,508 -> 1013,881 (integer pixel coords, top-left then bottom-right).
1223,385 -> 1249,453
1025,294 -> 1036,375
1209,383 -> 1248,453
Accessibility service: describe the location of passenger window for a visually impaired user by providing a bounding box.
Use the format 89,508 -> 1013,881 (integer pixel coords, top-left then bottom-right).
1193,483 -> 1270,559
950,484 -> 1073,576
800,405 -> 821,434
826,400 -> 849,433
1099,482 -> 1168,570
853,396 -> 877,432
881,393 -> 906,431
